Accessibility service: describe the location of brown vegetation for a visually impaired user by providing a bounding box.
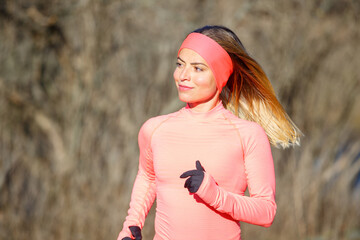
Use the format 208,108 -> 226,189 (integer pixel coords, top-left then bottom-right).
0,0 -> 359,239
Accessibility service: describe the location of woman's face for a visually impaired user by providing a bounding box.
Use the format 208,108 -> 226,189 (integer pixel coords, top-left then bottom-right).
174,48 -> 218,106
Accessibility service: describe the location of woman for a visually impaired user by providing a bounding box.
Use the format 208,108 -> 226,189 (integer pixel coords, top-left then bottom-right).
117,25 -> 301,240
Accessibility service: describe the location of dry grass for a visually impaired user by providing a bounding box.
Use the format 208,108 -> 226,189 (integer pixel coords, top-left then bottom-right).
0,0 -> 359,239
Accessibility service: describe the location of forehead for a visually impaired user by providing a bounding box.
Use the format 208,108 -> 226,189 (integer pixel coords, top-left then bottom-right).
178,48 -> 208,65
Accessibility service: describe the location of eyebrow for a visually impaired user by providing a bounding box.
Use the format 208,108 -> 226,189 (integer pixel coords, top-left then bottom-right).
177,57 -> 208,67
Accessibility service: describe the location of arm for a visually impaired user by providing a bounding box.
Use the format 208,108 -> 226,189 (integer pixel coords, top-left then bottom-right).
195,122 -> 276,227
117,120 -> 156,239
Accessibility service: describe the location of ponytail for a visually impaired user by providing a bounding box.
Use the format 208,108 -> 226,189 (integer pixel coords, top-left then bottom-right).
194,25 -> 302,148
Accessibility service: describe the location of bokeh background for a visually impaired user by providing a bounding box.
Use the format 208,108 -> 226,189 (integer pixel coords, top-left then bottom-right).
1,0 -> 360,239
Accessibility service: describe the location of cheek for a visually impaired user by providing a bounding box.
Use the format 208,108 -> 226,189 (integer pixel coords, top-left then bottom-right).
173,69 -> 180,81
194,75 -> 217,90
195,77 -> 210,86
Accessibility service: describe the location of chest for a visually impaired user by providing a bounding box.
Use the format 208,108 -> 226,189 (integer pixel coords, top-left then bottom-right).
151,120 -> 247,191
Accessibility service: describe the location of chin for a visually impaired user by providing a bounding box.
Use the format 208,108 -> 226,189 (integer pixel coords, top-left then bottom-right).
177,91 -> 215,104
177,93 -> 196,103
178,96 -> 191,103
178,96 -> 206,106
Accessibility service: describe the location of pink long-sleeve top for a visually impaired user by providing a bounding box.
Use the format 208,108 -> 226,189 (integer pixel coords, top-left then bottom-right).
117,100 -> 276,240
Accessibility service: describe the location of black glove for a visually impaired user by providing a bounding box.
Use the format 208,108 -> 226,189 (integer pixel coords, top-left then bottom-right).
122,226 -> 142,240
180,160 -> 205,193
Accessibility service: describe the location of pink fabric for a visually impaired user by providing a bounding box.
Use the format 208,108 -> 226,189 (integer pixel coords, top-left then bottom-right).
178,33 -> 233,92
117,100 -> 276,240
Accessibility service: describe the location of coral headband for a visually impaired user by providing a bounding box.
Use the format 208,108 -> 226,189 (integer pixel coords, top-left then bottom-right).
178,32 -> 233,91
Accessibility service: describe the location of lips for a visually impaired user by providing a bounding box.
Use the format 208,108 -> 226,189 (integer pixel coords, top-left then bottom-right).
178,84 -> 193,91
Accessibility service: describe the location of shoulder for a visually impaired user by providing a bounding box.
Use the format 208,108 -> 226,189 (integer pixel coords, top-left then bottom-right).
223,110 -> 268,145
223,110 -> 265,134
138,111 -> 181,140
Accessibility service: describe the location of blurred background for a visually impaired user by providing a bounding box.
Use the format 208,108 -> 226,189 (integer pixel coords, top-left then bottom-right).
1,0 -> 359,239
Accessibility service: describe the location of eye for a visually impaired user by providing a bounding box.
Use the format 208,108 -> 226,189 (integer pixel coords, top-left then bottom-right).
176,62 -> 183,67
194,66 -> 203,72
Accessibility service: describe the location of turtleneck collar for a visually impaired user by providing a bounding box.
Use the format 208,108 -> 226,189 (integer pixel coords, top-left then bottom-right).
180,100 -> 225,119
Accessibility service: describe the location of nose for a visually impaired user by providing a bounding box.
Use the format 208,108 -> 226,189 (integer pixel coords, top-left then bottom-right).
179,66 -> 190,81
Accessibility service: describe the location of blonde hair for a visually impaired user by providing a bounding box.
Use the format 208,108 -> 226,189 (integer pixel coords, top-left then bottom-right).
194,25 -> 302,148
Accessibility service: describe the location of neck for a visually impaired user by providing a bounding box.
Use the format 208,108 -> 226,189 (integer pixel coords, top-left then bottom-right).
187,96 -> 221,113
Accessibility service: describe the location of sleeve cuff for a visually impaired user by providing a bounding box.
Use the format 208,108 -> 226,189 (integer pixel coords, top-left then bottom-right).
195,171 -> 219,206
117,230 -> 130,240
117,222 -> 135,240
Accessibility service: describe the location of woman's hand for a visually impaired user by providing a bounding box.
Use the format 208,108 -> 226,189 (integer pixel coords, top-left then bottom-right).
122,226 -> 142,240
180,160 -> 205,193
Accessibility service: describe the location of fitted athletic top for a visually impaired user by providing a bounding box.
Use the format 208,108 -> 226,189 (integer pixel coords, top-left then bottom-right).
117,100 -> 276,240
